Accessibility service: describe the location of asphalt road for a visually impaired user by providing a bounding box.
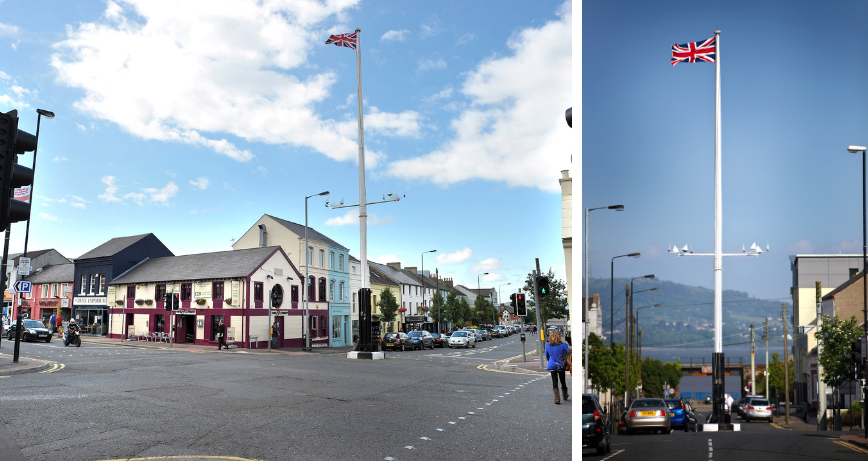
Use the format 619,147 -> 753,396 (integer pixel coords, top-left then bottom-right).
585,408 -> 868,460
0,335 -> 573,461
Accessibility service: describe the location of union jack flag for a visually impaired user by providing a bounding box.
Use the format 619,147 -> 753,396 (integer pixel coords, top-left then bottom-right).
671,37 -> 715,66
325,32 -> 358,51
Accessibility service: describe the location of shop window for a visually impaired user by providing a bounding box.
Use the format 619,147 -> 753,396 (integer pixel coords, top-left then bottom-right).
211,315 -> 224,340
332,316 -> 341,339
291,285 -> 299,303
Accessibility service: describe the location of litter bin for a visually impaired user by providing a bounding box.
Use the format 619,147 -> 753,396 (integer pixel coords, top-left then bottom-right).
249,335 -> 258,349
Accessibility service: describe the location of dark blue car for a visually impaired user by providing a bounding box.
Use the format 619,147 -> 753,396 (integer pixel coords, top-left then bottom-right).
664,399 -> 697,432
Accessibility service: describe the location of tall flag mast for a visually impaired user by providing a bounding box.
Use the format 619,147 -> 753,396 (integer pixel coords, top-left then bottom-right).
669,30 -> 767,428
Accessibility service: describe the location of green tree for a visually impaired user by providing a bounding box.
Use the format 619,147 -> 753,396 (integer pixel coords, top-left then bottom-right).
460,297 -> 473,324
639,357 -> 681,398
761,352 -> 794,404
430,291 -> 445,327
815,314 -> 862,423
583,334 -> 640,396
445,290 -> 462,327
377,288 -> 399,324
474,295 -> 490,325
522,269 -> 569,329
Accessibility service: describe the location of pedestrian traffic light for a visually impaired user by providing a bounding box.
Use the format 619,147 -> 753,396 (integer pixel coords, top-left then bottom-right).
510,293 -> 516,312
164,292 -> 172,311
537,276 -> 550,298
172,293 -> 180,311
0,110 -> 37,229
516,293 -> 526,316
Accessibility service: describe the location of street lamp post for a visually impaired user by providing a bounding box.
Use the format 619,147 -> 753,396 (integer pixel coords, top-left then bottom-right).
304,191 -> 329,352
478,272 -> 489,323
498,283 -> 511,324
585,205 -> 624,379
610,253 -> 640,348
421,250 -> 436,326
848,145 -> 868,439
625,275 -> 654,403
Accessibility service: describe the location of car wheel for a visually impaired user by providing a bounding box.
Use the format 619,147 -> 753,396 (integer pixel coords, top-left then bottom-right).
606,438 -> 612,453
472,342 -> 476,348
401,343 -> 405,351
465,342 -> 469,349
45,337 -> 51,343
663,428 -> 672,434
596,442 -> 606,455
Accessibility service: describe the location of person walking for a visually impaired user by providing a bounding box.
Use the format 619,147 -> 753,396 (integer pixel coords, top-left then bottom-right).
271,320 -> 280,349
217,319 -> 227,350
545,329 -> 571,404
49,313 -> 57,334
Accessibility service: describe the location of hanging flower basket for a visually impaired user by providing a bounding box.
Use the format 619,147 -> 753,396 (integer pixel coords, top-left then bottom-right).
196,298 -> 207,305
135,299 -> 145,305
225,298 -> 232,305
398,307 -> 407,313
115,299 -> 124,305
144,299 -> 153,305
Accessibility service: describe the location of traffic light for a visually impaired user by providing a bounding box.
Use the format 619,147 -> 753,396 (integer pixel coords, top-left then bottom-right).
164,292 -> 172,311
271,285 -> 283,308
537,276 -> 550,298
172,293 -> 180,311
510,293 -> 516,313
0,110 -> 37,229
516,293 -> 526,316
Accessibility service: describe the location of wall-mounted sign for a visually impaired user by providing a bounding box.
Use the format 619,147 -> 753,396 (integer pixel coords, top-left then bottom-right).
194,282 -> 211,298
405,315 -> 425,322
73,297 -> 107,306
177,308 -> 196,315
231,280 -> 240,305
38,300 -> 58,306
17,257 -> 31,276
61,299 -> 69,308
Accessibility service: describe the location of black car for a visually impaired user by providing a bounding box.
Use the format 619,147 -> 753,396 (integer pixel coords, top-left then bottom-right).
431,333 -> 447,348
382,332 -> 413,351
582,394 -> 611,455
407,330 -> 434,350
5,319 -> 52,342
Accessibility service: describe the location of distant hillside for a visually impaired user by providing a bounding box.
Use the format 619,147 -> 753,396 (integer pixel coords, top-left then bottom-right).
585,277 -> 793,349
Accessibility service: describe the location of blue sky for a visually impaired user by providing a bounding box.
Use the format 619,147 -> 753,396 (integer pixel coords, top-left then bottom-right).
0,0 -> 572,294
583,0 -> 868,300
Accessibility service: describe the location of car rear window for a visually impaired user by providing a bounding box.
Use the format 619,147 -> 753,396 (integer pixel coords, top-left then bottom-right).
751,399 -> 770,406
631,400 -> 663,408
666,401 -> 683,410
384,333 -> 399,338
408,332 -> 422,337
582,396 -> 596,414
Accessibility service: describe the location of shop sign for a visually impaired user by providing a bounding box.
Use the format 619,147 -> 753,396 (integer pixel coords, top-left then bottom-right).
61,299 -> 69,308
194,282 -> 211,298
405,315 -> 425,322
177,308 -> 196,315
231,280 -> 240,306
38,300 -> 58,306
73,297 -> 107,306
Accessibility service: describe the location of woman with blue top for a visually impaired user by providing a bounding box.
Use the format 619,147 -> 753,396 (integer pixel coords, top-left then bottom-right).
545,330 -> 571,404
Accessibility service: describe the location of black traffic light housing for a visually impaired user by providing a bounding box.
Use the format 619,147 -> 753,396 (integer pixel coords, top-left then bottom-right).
164,292 -> 172,311
271,285 -> 283,308
852,339 -> 864,380
537,276 -> 550,298
516,293 -> 526,316
172,293 -> 180,311
0,110 -> 36,229
510,293 -> 516,313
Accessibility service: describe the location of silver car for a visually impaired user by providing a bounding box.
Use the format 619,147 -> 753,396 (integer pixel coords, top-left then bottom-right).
448,331 -> 476,348
624,398 -> 671,434
742,398 -> 773,423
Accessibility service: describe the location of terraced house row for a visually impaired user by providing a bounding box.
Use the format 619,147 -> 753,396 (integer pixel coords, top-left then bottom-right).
2,214 -> 500,349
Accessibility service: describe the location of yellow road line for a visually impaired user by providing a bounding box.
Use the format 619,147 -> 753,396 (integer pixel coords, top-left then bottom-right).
834,440 -> 868,454
99,456 -> 270,461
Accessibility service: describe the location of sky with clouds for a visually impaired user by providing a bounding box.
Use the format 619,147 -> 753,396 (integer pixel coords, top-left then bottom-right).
583,0 -> 868,300
0,0 -> 572,295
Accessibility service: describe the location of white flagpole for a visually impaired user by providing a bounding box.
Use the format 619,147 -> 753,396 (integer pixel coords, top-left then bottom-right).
355,28 -> 368,291
713,29 -> 722,354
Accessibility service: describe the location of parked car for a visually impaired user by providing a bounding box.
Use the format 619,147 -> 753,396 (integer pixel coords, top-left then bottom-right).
382,332 -> 413,351
624,398 -> 672,434
468,329 -> 485,342
407,330 -> 434,350
495,326 -> 508,337
742,397 -> 773,423
664,399 -> 698,432
582,394 -> 611,455
448,331 -> 476,348
481,329 -> 492,341
5,319 -> 52,342
704,396 -> 713,404
431,333 -> 447,348
730,399 -> 742,415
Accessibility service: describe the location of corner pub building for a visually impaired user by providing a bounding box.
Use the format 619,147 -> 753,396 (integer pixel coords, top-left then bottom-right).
106,246 -> 329,348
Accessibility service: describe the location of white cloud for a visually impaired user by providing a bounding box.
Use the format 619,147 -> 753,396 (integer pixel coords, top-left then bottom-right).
366,107 -> 421,137
0,24 -> 20,37
71,202 -> 86,209
386,2 -> 571,192
143,181 -> 179,204
422,87 -> 453,103
98,175 -> 122,202
189,176 -> 210,190
223,182 -> 234,191
381,29 -> 410,42
123,192 -> 147,205
482,273 -> 505,283
457,33 -> 477,45
436,247 -> 473,264
372,254 -> 403,265
324,210 -> 394,226
49,0 -> 416,167
420,17 -> 444,38
336,93 -> 354,110
38,212 -> 59,221
471,258 -> 504,273
418,56 -> 447,71
53,156 -> 68,162
76,123 -> 87,132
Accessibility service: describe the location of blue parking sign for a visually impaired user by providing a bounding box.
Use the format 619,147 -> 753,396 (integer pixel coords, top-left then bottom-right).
14,280 -> 31,294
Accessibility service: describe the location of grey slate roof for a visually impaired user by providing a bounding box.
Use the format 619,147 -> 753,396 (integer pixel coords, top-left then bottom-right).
8,249 -> 52,264
266,214 -> 349,251
77,234 -> 152,260
24,263 -> 74,284
402,269 -> 438,289
370,270 -> 398,287
369,261 -> 421,287
111,247 -> 283,285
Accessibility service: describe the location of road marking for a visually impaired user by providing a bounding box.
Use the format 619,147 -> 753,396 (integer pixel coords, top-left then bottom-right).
39,363 -> 64,374
419,436 -> 431,440
98,457 -> 270,461
835,440 -> 868,454
708,438 -> 712,459
599,449 -> 624,460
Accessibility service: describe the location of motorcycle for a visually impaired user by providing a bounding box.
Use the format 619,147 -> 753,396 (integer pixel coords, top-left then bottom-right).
64,328 -> 81,347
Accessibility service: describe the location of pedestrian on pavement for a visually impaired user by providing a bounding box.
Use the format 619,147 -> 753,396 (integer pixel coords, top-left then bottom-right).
725,393 -> 733,415
271,320 -> 279,349
49,313 -> 57,334
545,329 -> 570,405
217,319 -> 227,350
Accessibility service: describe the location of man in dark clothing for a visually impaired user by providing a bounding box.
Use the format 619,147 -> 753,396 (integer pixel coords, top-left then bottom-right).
217,319 -> 227,350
